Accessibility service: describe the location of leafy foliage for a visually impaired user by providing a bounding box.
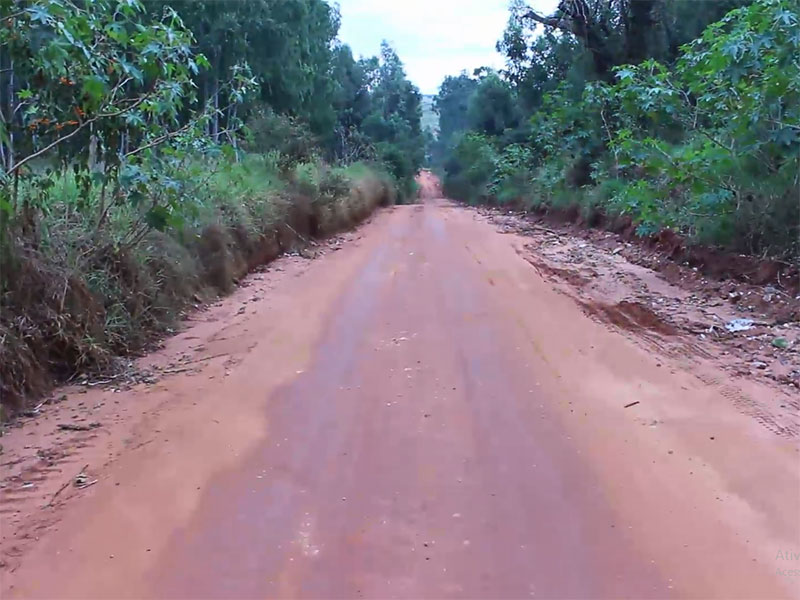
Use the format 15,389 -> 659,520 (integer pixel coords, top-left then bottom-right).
435,0 -> 799,259
1,0 -> 424,229
0,0 -> 424,411
443,133 -> 498,204
1,0 -> 258,234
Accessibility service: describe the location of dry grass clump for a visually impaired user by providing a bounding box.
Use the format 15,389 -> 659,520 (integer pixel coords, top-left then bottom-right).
0,160 -> 396,417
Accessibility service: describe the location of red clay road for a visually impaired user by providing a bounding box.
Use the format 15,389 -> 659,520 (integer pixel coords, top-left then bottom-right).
2,199 -> 799,599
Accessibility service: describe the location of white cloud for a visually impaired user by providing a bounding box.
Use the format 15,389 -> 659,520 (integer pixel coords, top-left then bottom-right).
336,0 -> 560,95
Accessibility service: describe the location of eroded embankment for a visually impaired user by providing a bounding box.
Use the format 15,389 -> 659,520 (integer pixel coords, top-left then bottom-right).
0,173 -> 396,416
485,208 -> 800,420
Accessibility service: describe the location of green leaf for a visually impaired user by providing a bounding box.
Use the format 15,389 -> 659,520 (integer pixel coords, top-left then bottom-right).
144,205 -> 171,231
27,5 -> 51,23
617,67 -> 635,81
127,188 -> 145,207
772,337 -> 790,349
119,60 -> 144,84
82,75 -> 107,103
0,196 -> 13,217
771,126 -> 799,146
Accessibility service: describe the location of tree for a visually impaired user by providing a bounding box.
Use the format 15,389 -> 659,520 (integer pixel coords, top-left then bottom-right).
467,72 -> 519,137
359,42 -> 425,192
0,0 -> 254,230
435,73 -> 479,149
146,0 -> 340,137
507,0 -> 750,81
439,0 -> 799,259
329,44 -> 375,162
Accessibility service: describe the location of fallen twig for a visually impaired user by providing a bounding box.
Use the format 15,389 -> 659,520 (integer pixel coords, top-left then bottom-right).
20,400 -> 48,418
47,463 -> 89,507
531,224 -> 564,237
47,480 -> 71,507
57,422 -> 102,432
283,223 -> 318,246
160,366 -> 196,375
174,352 -> 230,367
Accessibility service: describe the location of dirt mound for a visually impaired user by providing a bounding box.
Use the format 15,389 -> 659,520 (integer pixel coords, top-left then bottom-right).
487,208 -> 800,392
196,225 -> 249,294
645,228 -> 794,289
581,300 -> 678,336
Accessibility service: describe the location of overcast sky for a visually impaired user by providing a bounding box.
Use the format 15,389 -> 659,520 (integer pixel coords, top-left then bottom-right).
336,0 -> 560,95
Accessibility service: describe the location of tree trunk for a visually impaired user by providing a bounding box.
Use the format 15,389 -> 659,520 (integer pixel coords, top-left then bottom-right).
212,79 -> 219,142
625,0 -> 665,64
0,45 -> 6,171
88,124 -> 98,171
7,58 -> 16,173
523,0 -> 616,79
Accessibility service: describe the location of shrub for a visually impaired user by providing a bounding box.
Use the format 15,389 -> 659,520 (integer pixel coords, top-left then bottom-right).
0,153 -> 396,415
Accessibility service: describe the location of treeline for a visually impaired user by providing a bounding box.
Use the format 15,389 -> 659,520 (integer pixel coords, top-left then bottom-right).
140,1 -> 425,193
1,0 -> 425,201
433,0 -> 799,260
0,0 -> 424,411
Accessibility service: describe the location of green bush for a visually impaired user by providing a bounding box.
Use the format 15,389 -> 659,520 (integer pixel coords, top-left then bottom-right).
243,108 -> 320,171
438,0 -> 800,260
443,133 -> 499,204
0,153 -> 396,414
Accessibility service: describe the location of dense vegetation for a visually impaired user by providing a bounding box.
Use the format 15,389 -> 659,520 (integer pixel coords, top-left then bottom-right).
0,0 -> 425,412
434,0 -> 799,261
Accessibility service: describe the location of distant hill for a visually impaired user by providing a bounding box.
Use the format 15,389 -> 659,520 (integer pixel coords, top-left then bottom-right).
421,94 -> 439,136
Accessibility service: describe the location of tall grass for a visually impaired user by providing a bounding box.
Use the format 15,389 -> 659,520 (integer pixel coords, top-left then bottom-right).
0,154 -> 398,416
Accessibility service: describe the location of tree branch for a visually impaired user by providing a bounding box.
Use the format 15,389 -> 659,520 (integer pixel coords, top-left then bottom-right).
5,95 -> 147,177
523,9 -> 567,31
123,121 -> 196,158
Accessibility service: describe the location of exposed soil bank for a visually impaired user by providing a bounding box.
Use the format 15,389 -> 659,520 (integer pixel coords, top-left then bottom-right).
0,174 -> 395,416
524,204 -> 799,295
485,207 -> 800,394
1,199 -> 797,599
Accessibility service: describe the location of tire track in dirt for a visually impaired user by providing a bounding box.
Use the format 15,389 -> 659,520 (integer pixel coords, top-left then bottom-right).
1,200 -> 798,599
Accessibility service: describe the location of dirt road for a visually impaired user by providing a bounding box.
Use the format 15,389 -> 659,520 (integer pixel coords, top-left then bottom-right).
2,199 -> 799,598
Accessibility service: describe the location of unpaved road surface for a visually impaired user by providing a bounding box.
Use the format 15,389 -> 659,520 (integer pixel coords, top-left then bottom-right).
2,200 -> 799,599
